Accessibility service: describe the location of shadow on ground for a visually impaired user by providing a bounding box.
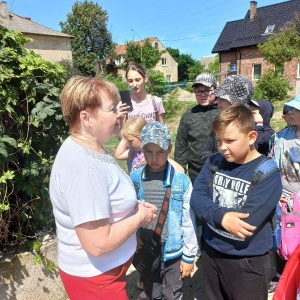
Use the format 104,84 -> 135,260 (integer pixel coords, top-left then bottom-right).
126,257 -> 205,300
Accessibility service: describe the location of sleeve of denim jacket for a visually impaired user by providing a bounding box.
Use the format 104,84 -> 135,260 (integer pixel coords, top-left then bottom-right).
181,180 -> 198,263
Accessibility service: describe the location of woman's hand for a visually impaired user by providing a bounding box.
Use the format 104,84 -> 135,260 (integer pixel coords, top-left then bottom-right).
137,201 -> 157,227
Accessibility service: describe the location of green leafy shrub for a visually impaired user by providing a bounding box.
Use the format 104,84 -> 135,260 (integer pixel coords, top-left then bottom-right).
253,69 -> 292,102
146,70 -> 166,96
164,88 -> 181,119
0,25 -> 68,246
103,73 -> 128,91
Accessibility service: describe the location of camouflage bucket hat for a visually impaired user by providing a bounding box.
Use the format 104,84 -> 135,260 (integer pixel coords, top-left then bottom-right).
213,75 -> 254,105
141,121 -> 171,150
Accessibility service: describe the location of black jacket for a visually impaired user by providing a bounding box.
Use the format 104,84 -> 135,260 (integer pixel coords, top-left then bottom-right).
174,104 -> 218,177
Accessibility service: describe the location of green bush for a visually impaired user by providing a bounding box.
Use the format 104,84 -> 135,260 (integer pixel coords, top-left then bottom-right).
253,69 -> 292,102
146,70 -> 166,96
103,73 -> 128,91
163,88 -> 181,119
0,26 -> 68,246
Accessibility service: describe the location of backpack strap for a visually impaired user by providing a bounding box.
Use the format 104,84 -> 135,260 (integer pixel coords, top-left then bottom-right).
208,153 -> 224,188
151,95 -> 158,113
292,193 -> 300,212
250,157 -> 279,187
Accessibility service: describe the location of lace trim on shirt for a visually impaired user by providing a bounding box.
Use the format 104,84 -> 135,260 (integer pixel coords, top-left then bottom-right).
85,149 -> 134,188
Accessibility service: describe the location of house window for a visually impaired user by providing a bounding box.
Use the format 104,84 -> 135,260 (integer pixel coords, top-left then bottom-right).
154,42 -> 158,49
166,75 -> 171,82
162,58 -> 167,66
229,64 -> 237,72
264,25 -> 275,34
253,64 -> 261,80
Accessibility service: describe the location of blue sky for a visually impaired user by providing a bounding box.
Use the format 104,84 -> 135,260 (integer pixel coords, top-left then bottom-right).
6,0 -> 284,60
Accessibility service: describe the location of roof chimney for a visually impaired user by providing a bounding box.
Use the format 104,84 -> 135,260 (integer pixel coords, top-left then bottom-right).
250,1 -> 257,20
0,1 -> 9,19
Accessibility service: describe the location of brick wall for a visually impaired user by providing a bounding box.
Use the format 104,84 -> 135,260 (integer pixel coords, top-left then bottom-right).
219,46 -> 299,96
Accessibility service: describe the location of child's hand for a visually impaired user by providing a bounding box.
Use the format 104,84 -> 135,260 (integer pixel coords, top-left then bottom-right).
180,261 -> 194,278
251,110 -> 263,123
221,212 -> 256,239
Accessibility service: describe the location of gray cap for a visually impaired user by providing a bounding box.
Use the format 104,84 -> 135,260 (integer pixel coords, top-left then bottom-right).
192,72 -> 217,88
213,75 -> 254,105
141,121 -> 171,150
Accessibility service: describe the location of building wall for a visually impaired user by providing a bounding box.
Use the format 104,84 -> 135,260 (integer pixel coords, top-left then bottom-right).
25,34 -> 73,64
151,39 -> 178,82
115,38 -> 178,82
219,46 -> 299,96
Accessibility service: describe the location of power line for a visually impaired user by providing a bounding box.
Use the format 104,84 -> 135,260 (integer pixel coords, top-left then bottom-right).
114,0 -> 283,43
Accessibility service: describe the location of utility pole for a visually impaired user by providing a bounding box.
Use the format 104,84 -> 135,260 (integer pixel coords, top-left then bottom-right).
131,29 -> 143,63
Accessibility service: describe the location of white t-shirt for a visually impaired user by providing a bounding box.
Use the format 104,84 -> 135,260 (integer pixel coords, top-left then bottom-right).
49,137 -> 137,277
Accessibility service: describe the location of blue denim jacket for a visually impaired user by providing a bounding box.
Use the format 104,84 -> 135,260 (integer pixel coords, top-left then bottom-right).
130,162 -> 197,263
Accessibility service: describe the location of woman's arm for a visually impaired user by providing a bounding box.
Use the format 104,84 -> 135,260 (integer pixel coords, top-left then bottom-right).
114,138 -> 132,160
75,201 -> 157,257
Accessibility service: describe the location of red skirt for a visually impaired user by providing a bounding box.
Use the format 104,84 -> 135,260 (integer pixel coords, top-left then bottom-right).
59,256 -> 133,300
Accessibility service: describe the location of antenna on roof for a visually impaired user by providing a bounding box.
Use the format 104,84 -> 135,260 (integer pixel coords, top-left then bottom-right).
9,0 -> 15,12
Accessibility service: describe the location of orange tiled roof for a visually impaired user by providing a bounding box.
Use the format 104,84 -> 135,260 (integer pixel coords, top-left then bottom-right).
115,37 -> 157,56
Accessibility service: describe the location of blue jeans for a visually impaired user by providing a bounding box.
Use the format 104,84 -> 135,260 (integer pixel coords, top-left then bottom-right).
142,252 -> 182,300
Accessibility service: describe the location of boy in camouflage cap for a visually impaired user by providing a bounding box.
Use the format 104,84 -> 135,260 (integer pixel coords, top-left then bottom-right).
131,121 -> 197,300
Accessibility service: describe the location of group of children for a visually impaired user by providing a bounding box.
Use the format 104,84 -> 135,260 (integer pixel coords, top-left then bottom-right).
115,63 -> 299,300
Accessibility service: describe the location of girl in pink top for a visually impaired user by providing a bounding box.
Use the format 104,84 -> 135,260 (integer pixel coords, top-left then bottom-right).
125,62 -> 165,123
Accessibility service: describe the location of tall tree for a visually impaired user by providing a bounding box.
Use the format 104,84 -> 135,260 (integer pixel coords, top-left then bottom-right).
123,39 -> 163,70
60,0 -> 114,76
255,14 -> 300,101
206,55 -> 220,75
258,15 -> 300,72
188,61 -> 205,82
166,47 -> 197,81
